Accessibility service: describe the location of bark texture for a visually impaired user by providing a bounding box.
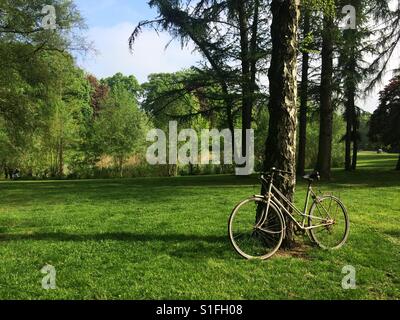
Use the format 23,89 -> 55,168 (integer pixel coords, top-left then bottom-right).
316,14 -> 334,179
264,0 -> 300,248
344,80 -> 355,171
297,9 -> 310,176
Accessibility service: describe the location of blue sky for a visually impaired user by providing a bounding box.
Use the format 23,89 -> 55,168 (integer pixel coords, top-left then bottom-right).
74,0 -> 200,84
75,0 -> 153,28
74,0 -> 399,112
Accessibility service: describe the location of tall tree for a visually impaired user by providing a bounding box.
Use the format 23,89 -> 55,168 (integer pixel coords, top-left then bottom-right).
130,0 -> 269,157
264,0 -> 300,247
338,0 -> 397,171
0,0 -> 89,177
94,86 -> 148,177
369,75 -> 400,170
102,72 -> 142,102
87,75 -> 109,117
340,1 -> 361,171
316,10 -> 335,179
43,53 -> 91,177
297,7 -> 311,176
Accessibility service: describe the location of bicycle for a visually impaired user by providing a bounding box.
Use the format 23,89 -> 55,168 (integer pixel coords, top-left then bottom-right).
228,168 -> 349,260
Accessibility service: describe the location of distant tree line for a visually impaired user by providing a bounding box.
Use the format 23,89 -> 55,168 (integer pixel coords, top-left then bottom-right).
1,0 -> 399,181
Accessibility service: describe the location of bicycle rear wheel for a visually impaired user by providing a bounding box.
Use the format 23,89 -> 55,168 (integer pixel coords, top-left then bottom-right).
228,197 -> 284,260
308,196 -> 349,249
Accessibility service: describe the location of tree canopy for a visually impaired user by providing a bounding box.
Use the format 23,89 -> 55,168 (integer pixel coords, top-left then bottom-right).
369,74 -> 400,170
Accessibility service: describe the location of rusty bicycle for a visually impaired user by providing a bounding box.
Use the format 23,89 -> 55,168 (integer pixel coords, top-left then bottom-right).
228,168 -> 349,260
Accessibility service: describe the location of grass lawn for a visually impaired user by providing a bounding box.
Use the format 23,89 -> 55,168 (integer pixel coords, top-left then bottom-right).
0,151 -> 399,300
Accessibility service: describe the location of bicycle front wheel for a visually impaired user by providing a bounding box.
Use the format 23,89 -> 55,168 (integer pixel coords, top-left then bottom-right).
308,196 -> 349,250
228,197 -> 284,260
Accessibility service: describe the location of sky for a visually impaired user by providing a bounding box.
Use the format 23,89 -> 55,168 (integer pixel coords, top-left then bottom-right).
74,0 -> 400,113
74,0 -> 201,83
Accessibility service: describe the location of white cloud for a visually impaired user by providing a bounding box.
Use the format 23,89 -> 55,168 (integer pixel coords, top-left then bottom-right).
77,22 -> 201,83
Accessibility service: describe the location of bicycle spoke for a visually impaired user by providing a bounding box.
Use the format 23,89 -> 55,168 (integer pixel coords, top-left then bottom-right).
309,197 -> 348,249
317,201 -> 330,219
327,198 -> 333,219
229,198 -> 284,259
233,233 -> 246,240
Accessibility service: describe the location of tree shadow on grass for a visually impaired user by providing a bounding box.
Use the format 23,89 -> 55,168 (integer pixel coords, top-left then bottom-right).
0,175 -> 258,206
0,231 -> 226,243
0,231 -> 317,260
384,229 -> 400,238
0,232 -> 231,259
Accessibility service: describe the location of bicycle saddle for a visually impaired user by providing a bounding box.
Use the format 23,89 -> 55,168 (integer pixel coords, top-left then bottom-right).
303,171 -> 320,182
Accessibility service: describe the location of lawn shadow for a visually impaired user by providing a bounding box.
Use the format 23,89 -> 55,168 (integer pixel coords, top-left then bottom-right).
0,232 -> 231,259
0,231 -> 226,242
0,175 -> 259,206
384,229 -> 400,238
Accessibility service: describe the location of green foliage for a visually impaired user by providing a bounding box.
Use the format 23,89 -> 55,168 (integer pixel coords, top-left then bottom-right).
303,0 -> 336,16
142,71 -> 206,127
254,104 -> 269,170
1,0 -> 397,179
0,120 -> 19,169
142,70 -> 240,176
0,0 -> 90,178
302,111 -> 346,169
102,72 -> 142,100
358,111 -> 373,150
0,48 -> 92,178
369,75 -> 400,154
0,0 -> 86,50
93,86 -> 149,176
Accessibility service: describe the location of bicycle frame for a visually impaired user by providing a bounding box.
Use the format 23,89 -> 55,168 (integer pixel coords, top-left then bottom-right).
259,174 -> 332,231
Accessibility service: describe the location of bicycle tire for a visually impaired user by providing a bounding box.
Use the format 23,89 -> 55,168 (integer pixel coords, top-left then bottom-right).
228,197 -> 284,260
308,195 -> 349,250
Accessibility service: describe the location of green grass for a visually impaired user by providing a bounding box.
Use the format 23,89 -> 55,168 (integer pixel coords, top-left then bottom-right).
0,151 -> 399,300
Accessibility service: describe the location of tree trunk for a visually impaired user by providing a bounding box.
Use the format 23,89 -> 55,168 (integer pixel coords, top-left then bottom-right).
297,9 -> 310,177
58,138 -> 64,177
118,156 -> 124,178
264,0 -> 300,248
222,83 -> 236,155
343,26 -> 357,172
345,114 -> 352,171
236,0 -> 253,157
352,133 -> 358,170
351,107 -> 359,170
189,163 -> 194,175
316,14 -> 334,180
250,0 -> 260,93
344,86 -> 355,171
